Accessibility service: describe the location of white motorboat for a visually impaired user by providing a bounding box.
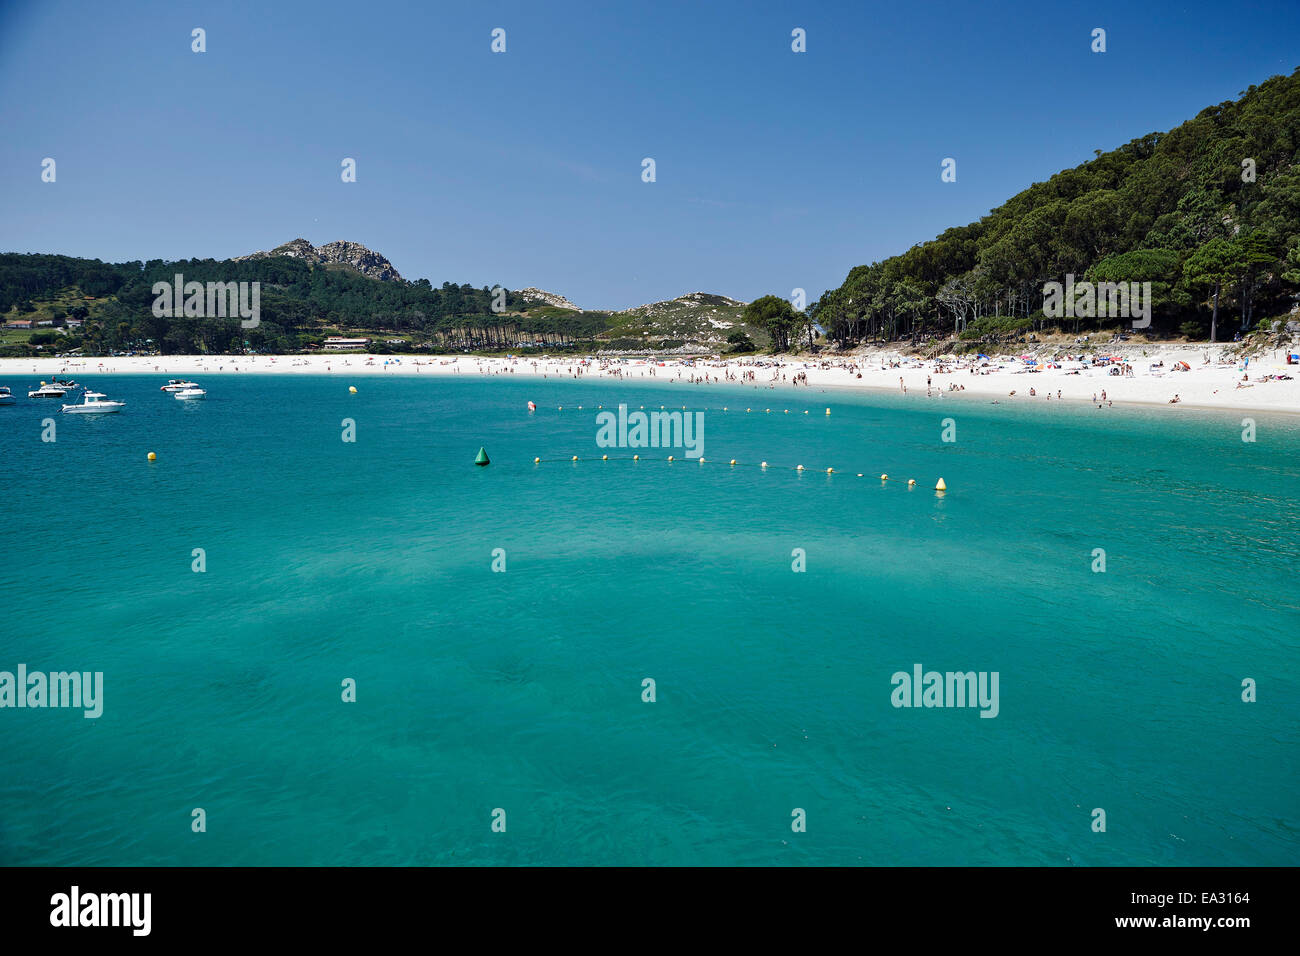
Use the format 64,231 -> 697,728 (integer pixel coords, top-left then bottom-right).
0,387 -> 14,406
61,391 -> 125,414
173,387 -> 206,400
161,379 -> 200,392
29,382 -> 70,398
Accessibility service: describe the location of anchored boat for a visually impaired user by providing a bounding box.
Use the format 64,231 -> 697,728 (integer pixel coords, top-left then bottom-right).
29,382 -> 71,398
61,391 -> 125,414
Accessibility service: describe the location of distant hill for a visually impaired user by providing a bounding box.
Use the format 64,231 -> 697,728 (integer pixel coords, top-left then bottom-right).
517,287 -> 581,311
235,238 -> 403,282
601,292 -> 763,349
0,246 -> 753,356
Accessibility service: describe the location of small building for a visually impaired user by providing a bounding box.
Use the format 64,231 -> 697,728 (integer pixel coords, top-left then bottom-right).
6,319 -> 32,329
322,337 -> 371,350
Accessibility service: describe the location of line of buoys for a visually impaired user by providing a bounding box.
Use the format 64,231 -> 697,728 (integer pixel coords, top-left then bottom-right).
534,404 -> 839,420
524,456 -> 950,490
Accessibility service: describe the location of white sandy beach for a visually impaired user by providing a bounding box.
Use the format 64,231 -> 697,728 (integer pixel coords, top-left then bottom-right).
4,342 -> 1299,413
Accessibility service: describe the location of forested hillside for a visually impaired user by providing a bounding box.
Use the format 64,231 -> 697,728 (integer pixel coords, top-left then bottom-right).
811,67 -> 1300,346
0,253 -> 595,354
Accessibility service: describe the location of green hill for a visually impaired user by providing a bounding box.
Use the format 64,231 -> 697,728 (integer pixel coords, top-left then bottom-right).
811,66 -> 1300,347
0,251 -> 755,356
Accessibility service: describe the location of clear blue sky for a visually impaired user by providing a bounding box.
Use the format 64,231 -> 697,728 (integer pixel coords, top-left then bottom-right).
1,0 -> 1297,311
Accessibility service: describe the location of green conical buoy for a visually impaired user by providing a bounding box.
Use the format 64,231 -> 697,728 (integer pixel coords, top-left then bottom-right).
474,447 -> 490,466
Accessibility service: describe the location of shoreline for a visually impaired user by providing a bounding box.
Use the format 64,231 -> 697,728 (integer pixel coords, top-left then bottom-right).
4,343 -> 1299,416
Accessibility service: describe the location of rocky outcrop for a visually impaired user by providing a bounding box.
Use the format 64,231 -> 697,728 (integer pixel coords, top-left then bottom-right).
235,238 -> 402,281
517,287 -> 581,311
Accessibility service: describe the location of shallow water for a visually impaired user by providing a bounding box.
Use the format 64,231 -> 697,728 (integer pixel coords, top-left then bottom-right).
1,374 -> 1296,865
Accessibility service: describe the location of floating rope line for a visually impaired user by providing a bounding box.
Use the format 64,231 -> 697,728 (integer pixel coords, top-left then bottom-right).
545,404 -> 833,416
528,455 -> 947,490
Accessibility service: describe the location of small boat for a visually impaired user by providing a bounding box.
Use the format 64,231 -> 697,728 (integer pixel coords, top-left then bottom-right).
28,383 -> 70,398
0,387 -> 14,405
173,387 -> 206,400
61,391 -> 125,414
160,379 -> 200,392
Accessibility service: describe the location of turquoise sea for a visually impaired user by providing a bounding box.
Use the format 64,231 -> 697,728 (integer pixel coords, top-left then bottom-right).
1,373 -> 1297,866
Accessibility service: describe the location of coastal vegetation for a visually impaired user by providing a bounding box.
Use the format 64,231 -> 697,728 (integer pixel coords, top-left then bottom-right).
809,67 -> 1300,346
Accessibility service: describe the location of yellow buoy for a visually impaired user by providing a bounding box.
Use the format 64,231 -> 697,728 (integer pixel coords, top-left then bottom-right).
856,473 -> 863,477
698,457 -> 705,463
765,408 -> 771,413
804,410 -> 809,415
682,405 -> 686,410
633,454 -> 639,460
784,409 -> 789,414
572,455 -> 579,461
880,474 -> 889,481
559,406 -> 563,410
761,461 -> 768,469
826,467 -> 834,474
723,407 -> 728,411
825,408 -> 831,415
746,408 -> 751,412
660,405 -> 665,409
908,479 -> 916,486
147,452 -> 157,462
667,455 -> 674,462
936,478 -> 947,491
534,457 -> 540,463
796,464 -> 805,471
602,454 -> 608,460
578,405 -> 583,409
348,386 -> 357,393
729,459 -> 736,465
